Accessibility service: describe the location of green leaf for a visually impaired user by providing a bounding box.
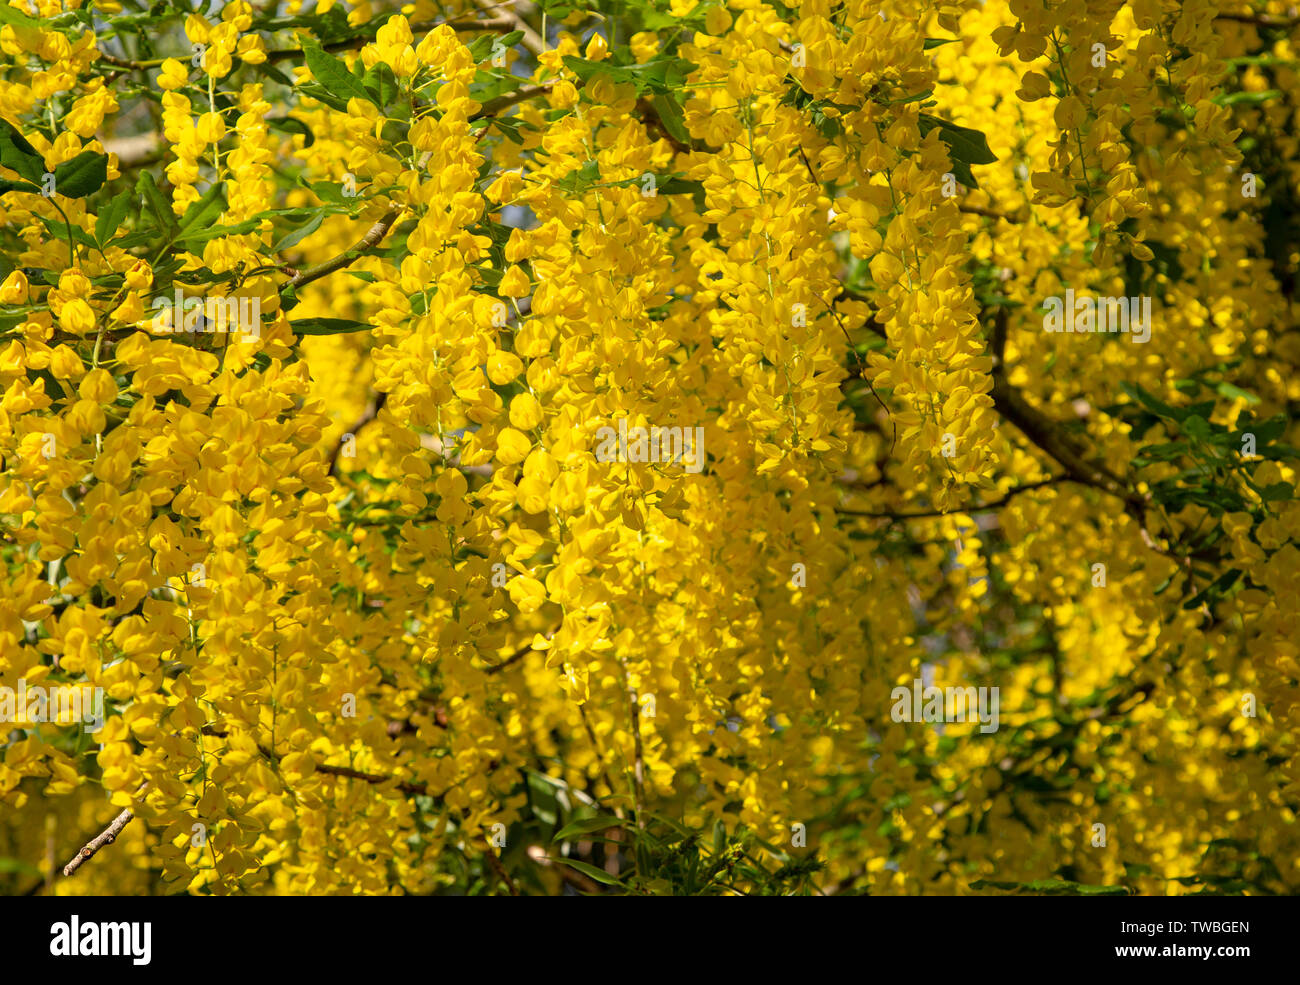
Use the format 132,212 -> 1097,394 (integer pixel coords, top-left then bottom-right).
469,71 -> 520,108
289,317 -> 373,336
1214,381 -> 1260,405
296,175 -> 352,206
488,115 -> 541,145
464,33 -> 497,63
180,182 -> 227,231
641,3 -> 707,29
658,176 -> 704,197
970,878 -> 1130,895
303,38 -> 377,108
888,88 -> 935,105
0,177 -> 38,197
0,118 -> 45,183
1259,481 -> 1294,502
918,116 -> 998,164
1214,89 -> 1280,107
1120,381 -> 1185,422
923,38 -> 958,50
1237,413 -> 1287,445
526,770 -> 560,828
562,54 -> 697,96
272,212 -> 325,253
137,170 -> 179,237
250,6 -> 355,42
35,212 -> 97,249
268,116 -> 316,148
1182,414 -> 1211,440
553,815 -> 628,842
1183,567 -> 1243,610
52,150 -> 107,198
361,62 -> 399,110
0,856 -> 41,877
171,217 -> 260,247
554,159 -> 601,194
295,83 -> 350,112
95,188 -> 134,246
257,62 -> 297,87
563,54 -> 618,85
918,114 -> 996,189
554,857 -> 625,887
0,5 -> 40,30
650,92 -> 690,144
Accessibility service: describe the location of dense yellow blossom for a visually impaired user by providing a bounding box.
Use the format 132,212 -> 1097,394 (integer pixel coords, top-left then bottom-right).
0,0 -> 1297,896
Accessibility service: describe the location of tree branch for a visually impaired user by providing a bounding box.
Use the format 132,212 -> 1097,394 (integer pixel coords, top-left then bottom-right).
984,306 -> 1226,569
283,207 -> 402,295
482,633 -> 554,674
473,0 -> 546,57
97,14 -> 531,70
637,95 -> 693,155
478,81 -> 556,118
989,299 -> 1009,372
263,17 -> 521,64
1214,13 -> 1300,28
836,476 -> 1064,520
958,203 -> 1023,224
833,288 -> 889,338
988,307 -> 1141,511
101,132 -> 163,168
254,742 -> 438,798
991,374 -> 1144,511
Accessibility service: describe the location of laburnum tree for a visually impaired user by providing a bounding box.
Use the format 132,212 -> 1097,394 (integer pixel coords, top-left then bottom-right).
0,0 -> 1297,896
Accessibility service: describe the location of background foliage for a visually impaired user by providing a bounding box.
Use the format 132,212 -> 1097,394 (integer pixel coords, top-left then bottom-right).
1,0 -> 1298,895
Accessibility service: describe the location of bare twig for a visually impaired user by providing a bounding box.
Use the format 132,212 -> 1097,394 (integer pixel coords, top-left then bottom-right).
62,787 -> 146,878
836,476 -> 1064,520
327,392 -> 387,476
